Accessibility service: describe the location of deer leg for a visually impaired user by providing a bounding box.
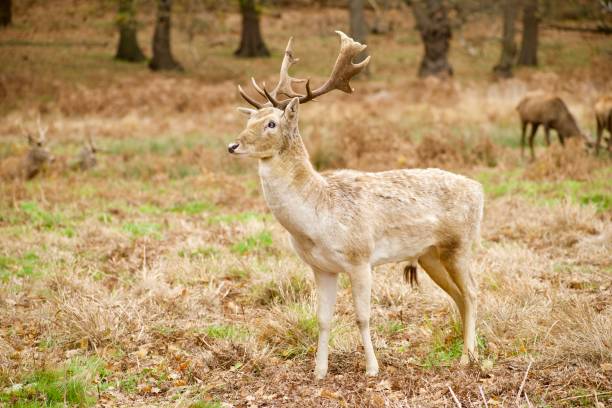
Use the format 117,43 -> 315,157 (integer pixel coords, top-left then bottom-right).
349,264 -> 378,376
528,123 -> 540,161
595,120 -> 603,155
520,121 -> 528,158
418,248 -> 469,357
313,269 -> 338,380
440,249 -> 478,365
557,131 -> 565,146
544,125 -> 551,146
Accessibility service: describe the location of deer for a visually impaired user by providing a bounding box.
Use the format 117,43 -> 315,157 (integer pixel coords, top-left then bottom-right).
594,95 -> 612,155
227,31 -> 484,379
0,118 -> 54,181
73,135 -> 99,171
516,93 -> 589,160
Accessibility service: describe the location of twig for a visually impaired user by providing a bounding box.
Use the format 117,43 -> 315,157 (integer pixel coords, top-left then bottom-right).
557,391 -> 612,402
448,385 -> 462,407
525,392 -> 533,408
479,385 -> 489,408
516,359 -> 533,404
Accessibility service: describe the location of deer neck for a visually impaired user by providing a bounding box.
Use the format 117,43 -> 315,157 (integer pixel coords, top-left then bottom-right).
258,130 -> 326,236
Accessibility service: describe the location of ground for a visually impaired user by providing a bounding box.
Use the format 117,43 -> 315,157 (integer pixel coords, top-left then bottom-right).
0,2 -> 611,407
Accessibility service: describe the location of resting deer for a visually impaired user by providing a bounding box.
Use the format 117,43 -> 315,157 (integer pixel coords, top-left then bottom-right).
228,31 -> 484,379
0,118 -> 54,181
73,135 -> 98,171
517,93 -> 588,160
594,95 -> 612,155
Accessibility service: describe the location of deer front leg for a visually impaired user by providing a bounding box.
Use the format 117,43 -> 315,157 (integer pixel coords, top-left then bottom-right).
314,269 -> 338,380
350,265 -> 379,376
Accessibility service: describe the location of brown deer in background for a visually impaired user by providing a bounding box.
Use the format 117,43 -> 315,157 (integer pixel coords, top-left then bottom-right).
0,118 -> 54,181
517,93 -> 588,160
229,31 -> 484,379
594,95 -> 612,155
73,135 -> 99,171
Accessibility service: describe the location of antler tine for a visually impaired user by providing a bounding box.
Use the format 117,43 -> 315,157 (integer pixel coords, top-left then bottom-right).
238,84 -> 265,109
271,36 -> 307,99
250,77 -> 267,98
276,30 -> 369,110
263,86 -> 280,108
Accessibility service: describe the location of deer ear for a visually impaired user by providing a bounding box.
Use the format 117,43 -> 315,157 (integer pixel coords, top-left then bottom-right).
283,97 -> 299,123
237,107 -> 256,117
26,133 -> 35,145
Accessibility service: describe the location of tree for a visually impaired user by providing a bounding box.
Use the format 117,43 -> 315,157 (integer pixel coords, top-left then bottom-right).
517,0 -> 539,66
410,0 -> 453,78
115,0 -> 146,62
349,0 -> 369,65
493,0 -> 518,78
0,0 -> 11,27
235,0 -> 269,58
149,0 -> 183,71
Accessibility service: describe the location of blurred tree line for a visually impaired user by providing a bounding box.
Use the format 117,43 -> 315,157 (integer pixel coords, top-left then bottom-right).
0,0 -> 610,78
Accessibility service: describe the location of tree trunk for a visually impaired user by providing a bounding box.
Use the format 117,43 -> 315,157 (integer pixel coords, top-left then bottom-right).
115,0 -> 146,62
411,0 -> 453,78
235,0 -> 269,58
349,0 -> 369,65
0,0 -> 11,27
149,0 -> 183,71
517,0 -> 538,66
493,0 -> 517,78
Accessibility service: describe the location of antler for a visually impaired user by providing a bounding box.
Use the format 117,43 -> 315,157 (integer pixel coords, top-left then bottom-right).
36,115 -> 48,142
238,31 -> 370,110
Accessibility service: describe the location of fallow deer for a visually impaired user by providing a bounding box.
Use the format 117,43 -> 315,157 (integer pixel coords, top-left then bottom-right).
594,95 -> 612,155
516,93 -> 588,160
0,118 -> 54,181
228,31 -> 484,379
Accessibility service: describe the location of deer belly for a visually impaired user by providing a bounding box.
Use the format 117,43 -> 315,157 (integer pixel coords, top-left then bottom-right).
370,237 -> 430,266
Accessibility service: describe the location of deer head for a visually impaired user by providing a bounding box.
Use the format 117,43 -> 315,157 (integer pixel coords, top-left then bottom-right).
228,31 -> 370,159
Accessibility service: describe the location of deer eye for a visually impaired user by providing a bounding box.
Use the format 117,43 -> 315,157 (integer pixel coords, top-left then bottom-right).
267,121 -> 276,129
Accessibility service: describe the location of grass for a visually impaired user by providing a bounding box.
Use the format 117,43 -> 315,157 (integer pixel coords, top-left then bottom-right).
0,357 -> 106,407
0,2 -> 610,407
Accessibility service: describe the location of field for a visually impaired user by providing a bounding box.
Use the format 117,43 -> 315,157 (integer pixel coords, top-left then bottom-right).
1,2 -> 611,407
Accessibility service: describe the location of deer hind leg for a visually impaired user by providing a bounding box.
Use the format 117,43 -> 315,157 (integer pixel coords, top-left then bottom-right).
595,120 -> 603,155
348,264 -> 378,376
439,248 -> 478,365
418,248 -> 472,360
544,125 -> 551,146
313,269 -> 338,380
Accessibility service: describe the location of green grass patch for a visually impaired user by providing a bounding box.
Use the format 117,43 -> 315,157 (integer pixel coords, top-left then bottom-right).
476,169 -> 611,211
200,324 -> 248,341
171,201 -> 215,215
189,400 -> 223,408
0,252 -> 43,282
0,357 -> 107,407
20,201 -> 63,230
122,222 -> 162,238
377,320 -> 407,337
231,231 -> 273,255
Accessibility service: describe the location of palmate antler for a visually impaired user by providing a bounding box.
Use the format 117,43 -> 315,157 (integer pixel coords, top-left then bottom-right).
238,31 -> 370,110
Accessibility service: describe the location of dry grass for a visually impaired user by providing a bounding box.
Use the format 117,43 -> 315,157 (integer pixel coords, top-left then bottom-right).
1,1 -> 611,407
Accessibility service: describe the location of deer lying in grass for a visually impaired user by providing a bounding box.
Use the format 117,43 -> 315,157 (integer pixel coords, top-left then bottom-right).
594,95 -> 612,155
0,119 -> 54,181
73,135 -> 99,171
517,93 -> 588,160
228,31 -> 484,379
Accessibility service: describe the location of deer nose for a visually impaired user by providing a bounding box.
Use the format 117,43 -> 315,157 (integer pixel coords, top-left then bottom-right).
228,143 -> 239,153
